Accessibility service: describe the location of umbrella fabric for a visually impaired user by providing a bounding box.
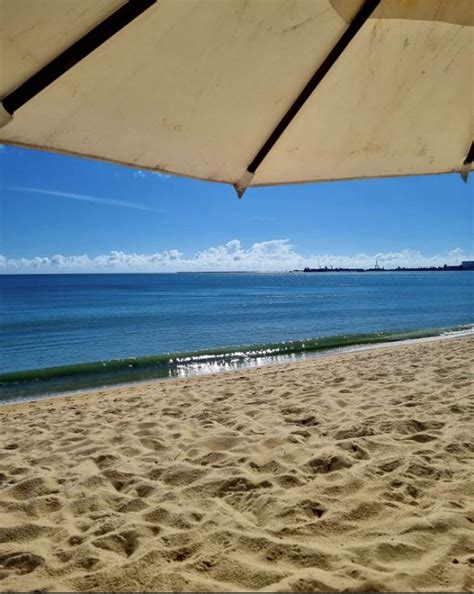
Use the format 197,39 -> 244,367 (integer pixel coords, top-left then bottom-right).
0,0 -> 472,195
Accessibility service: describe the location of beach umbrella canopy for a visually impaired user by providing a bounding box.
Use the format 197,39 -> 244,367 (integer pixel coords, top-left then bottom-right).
0,0 -> 472,196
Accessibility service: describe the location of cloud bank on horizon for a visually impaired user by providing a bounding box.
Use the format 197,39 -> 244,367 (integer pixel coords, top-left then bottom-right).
1,240 -> 472,273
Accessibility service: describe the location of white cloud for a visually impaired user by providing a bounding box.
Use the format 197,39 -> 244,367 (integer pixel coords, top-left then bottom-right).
132,169 -> 171,180
0,241 -> 472,274
4,186 -> 165,213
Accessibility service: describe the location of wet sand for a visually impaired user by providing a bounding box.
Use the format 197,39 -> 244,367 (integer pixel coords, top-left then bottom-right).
0,337 -> 473,592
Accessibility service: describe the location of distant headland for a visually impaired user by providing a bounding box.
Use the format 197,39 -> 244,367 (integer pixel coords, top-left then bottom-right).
293,261 -> 474,273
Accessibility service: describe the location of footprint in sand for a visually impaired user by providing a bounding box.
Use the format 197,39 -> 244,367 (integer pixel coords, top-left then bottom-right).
285,414 -> 319,427
92,529 -> 140,558
338,441 -> 371,460
0,551 -> 44,575
305,453 -> 353,474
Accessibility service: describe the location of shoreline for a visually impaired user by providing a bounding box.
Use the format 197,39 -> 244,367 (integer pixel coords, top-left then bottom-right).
1,325 -> 473,406
0,336 -> 472,592
0,332 -> 471,410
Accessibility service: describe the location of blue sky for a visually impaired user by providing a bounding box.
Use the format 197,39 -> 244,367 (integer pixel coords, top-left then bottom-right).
0,144 -> 472,272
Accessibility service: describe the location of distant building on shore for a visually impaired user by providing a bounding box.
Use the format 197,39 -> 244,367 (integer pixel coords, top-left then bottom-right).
296,261 -> 474,273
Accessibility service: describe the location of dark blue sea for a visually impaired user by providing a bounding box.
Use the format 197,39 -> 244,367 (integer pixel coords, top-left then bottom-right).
0,272 -> 472,400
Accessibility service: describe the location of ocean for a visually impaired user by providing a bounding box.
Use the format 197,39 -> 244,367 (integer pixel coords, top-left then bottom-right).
0,272 -> 472,401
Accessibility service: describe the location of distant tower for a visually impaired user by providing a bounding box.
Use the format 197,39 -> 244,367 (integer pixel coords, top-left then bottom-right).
374,259 -> 380,270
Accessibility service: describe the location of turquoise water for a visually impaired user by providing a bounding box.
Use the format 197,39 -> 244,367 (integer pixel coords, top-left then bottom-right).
0,272 -> 472,401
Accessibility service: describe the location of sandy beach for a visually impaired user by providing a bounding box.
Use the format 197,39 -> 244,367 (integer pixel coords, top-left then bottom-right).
0,336 -> 473,592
